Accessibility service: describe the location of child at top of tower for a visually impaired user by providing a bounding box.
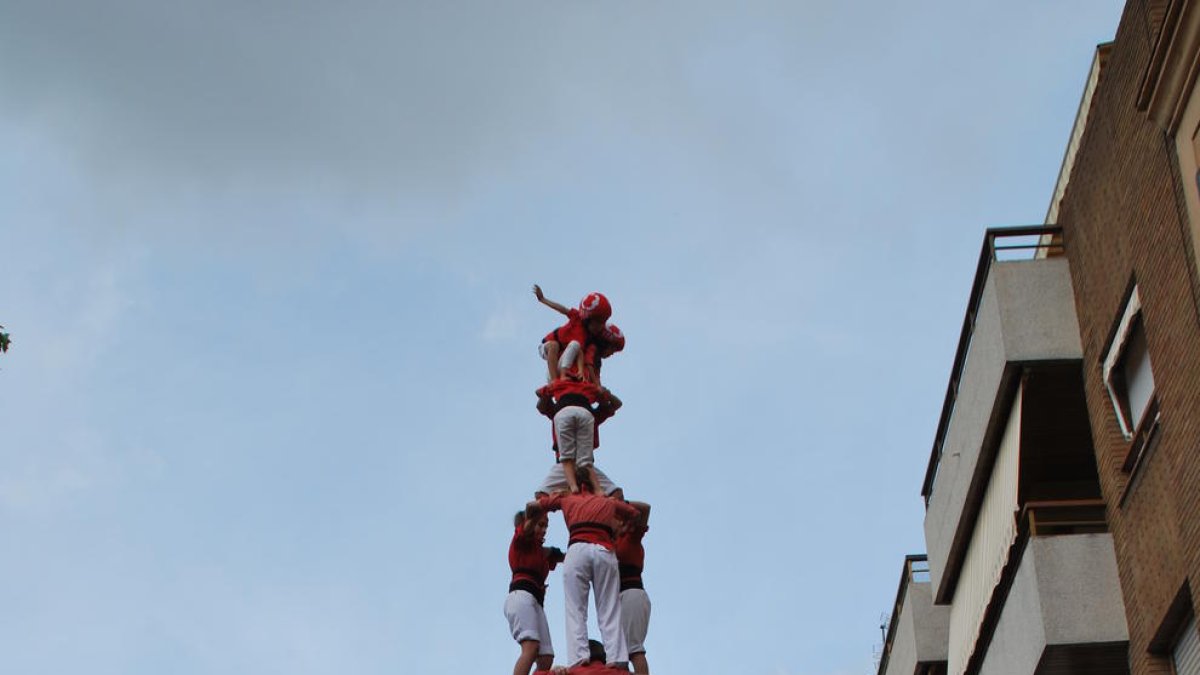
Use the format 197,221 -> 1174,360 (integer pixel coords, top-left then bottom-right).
533,285 -> 616,382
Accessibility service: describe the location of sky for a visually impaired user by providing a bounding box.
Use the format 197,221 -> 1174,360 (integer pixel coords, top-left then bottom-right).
0,2 -> 1125,674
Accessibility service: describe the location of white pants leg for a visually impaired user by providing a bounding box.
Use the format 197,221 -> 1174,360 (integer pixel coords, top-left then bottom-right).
592,546 -> 628,666
558,340 -> 582,371
553,406 -> 595,468
620,588 -> 651,655
503,591 -> 554,656
562,544 -> 593,666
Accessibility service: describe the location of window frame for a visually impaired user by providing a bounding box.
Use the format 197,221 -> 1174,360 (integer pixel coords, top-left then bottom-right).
1101,286 -> 1160,472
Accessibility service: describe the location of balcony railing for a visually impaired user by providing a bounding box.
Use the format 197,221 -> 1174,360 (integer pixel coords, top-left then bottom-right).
1021,499 -> 1108,536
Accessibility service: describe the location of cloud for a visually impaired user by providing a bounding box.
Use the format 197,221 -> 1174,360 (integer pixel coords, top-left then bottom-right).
0,1 -> 895,220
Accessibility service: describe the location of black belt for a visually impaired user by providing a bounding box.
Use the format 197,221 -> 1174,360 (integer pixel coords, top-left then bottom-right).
568,521 -> 614,546
555,394 -> 593,413
509,579 -> 546,606
620,579 -> 644,592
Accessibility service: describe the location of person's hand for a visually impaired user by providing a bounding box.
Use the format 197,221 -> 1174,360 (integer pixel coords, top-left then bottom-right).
532,284 -> 545,302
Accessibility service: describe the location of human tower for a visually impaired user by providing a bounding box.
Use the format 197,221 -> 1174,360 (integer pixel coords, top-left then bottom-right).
504,286 -> 652,675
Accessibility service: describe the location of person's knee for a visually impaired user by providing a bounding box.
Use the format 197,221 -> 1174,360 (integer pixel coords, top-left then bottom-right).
520,640 -> 541,657
558,341 -> 581,370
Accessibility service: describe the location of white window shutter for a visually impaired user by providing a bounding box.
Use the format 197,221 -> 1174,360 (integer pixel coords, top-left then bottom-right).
1175,615 -> 1200,675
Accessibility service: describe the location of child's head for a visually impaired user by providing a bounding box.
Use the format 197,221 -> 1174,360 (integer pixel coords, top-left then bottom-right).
513,510 -> 549,543
578,292 -> 612,323
587,640 -> 607,663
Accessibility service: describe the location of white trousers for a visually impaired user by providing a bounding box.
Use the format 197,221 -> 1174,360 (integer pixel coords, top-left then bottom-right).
503,590 -> 554,656
620,588 -> 651,655
563,542 -> 627,667
553,406 -> 595,467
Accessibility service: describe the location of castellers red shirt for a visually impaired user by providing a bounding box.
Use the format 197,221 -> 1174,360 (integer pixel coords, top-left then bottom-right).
615,524 -> 648,591
542,308 -> 588,349
537,492 -> 639,551
508,526 -> 564,606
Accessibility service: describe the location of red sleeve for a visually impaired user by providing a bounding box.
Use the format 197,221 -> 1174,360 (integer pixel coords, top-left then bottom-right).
512,525 -> 537,552
539,494 -> 563,512
614,499 -> 639,520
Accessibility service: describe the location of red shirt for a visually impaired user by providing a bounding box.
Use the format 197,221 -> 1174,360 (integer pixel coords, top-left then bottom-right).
538,378 -> 601,405
542,309 -> 588,347
615,525 -> 647,591
538,492 -> 639,551
508,526 -> 563,605
533,665 -> 625,675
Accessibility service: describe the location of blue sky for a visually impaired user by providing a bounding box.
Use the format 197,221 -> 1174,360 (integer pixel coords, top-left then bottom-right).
1,2 -> 1124,673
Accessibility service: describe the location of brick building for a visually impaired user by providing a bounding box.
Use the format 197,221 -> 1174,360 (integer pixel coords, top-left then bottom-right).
877,1 -> 1200,674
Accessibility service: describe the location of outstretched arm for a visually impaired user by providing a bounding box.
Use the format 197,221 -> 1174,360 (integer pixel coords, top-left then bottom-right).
532,284 -> 571,316
531,494 -> 564,514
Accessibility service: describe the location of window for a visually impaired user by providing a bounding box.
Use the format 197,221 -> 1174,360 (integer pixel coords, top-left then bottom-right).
1173,73 -> 1200,276
1103,287 -> 1158,440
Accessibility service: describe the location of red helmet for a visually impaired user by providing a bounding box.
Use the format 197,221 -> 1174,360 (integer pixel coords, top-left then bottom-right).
578,292 -> 612,322
601,323 -> 625,353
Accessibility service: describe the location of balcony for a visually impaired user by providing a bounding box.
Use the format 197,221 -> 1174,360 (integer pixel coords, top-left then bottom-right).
973,502 -> 1129,675
879,555 -> 949,675
922,227 -> 1085,604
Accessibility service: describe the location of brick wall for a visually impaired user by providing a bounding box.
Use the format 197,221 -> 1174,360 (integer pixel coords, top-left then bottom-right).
1055,0 -> 1200,672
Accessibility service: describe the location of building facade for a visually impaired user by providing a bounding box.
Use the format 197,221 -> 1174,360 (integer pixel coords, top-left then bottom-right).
879,1 -> 1200,674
